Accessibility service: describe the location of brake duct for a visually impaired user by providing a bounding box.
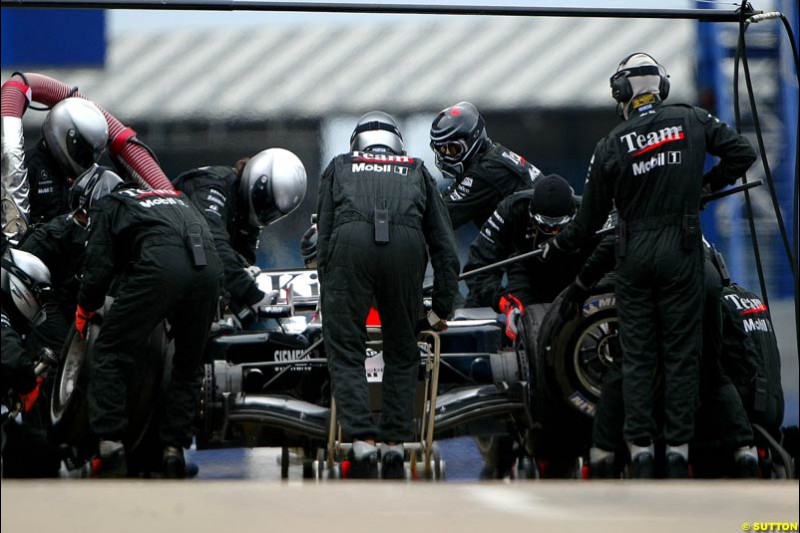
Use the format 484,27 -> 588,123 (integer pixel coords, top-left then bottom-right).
1,72 -> 173,240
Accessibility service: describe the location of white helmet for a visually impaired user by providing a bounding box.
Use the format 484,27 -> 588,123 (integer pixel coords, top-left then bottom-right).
239,148 -> 307,228
42,98 -> 109,178
609,53 -> 670,120
1,249 -> 52,327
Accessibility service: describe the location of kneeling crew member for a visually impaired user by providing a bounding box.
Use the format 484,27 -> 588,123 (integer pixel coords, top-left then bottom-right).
1,248 -> 61,478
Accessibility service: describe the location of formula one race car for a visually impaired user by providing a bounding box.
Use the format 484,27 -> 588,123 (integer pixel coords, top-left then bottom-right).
48,265 -> 794,480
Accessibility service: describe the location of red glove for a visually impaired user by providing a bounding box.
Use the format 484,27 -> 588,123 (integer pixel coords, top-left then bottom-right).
19,376 -> 44,412
498,294 -> 525,342
75,305 -> 95,339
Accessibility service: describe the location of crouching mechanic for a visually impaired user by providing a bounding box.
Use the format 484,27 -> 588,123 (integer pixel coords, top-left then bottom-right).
543,53 -> 756,478
463,174 -> 590,341
463,174 -> 594,478
172,149 -> 307,322
1,248 -> 61,477
430,101 -> 543,230
72,165 -> 223,477
317,111 -> 460,478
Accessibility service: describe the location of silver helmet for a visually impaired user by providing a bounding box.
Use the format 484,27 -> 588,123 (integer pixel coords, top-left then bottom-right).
42,98 -> 109,178
349,111 -> 405,155
239,148 -> 307,228
1,249 -> 52,326
69,164 -> 124,228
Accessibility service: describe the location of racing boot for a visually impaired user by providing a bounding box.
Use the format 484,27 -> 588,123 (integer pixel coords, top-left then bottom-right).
381,444 -> 405,480
92,440 -> 127,478
628,442 -> 654,479
349,440 -> 379,479
733,446 -> 759,479
477,436 -> 515,479
664,444 -> 689,479
589,447 -> 616,479
185,461 -> 200,479
163,446 -> 189,479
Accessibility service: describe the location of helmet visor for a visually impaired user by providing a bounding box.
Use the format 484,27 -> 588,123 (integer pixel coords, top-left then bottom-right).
251,174 -> 282,227
430,140 -> 468,163
533,213 -> 574,235
70,210 -> 90,229
67,129 -> 103,176
5,262 -> 52,326
28,285 -> 52,326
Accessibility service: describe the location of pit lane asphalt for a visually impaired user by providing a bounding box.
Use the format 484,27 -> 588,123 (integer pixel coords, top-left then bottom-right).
185,437 -> 484,481
2,480 -> 797,533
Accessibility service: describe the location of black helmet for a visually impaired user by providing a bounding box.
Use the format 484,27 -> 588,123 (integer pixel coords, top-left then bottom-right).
239,148 -> 307,228
69,164 -> 124,228
350,111 -> 405,155
42,98 -> 109,178
300,224 -> 318,268
1,249 -> 52,327
430,101 -> 488,179
529,174 -> 576,236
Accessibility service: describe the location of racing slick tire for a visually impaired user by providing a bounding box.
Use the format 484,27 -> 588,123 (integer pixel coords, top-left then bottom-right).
537,287 -> 619,420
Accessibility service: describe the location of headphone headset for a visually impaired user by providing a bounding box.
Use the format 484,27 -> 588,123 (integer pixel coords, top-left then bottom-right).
609,52 -> 671,104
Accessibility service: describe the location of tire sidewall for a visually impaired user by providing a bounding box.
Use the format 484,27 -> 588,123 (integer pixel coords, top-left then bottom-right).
540,290 -> 618,419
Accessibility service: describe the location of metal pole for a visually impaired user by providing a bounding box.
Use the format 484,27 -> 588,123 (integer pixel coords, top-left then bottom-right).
424,180 -> 764,290
0,0 -> 755,21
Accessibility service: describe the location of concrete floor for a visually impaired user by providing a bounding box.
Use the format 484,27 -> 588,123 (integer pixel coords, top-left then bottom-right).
2,480 -> 797,533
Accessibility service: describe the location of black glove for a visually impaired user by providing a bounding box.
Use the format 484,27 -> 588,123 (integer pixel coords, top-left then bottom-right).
415,310 -> 448,334
702,168 -> 735,194
558,278 -> 590,322
300,224 -> 318,268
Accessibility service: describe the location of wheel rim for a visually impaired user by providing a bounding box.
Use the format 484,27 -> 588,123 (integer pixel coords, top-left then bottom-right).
572,317 -> 619,397
52,335 -> 87,421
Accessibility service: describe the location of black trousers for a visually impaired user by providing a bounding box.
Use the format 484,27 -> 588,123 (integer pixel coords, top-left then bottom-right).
322,221 -> 426,442
592,356 -> 625,452
617,226 -> 703,446
695,258 -> 753,450
593,257 -> 753,452
593,254 -> 753,454
88,244 -> 220,448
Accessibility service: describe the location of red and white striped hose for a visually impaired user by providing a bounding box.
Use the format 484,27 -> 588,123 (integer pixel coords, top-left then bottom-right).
1,72 -> 173,191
